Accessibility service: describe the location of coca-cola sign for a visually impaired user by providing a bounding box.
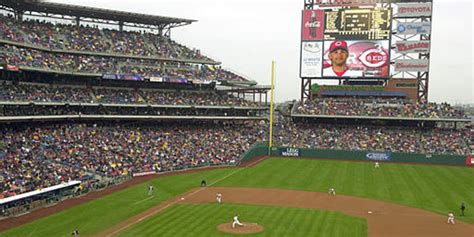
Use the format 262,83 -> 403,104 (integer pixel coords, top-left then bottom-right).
394,59 -> 429,72
301,10 -> 324,41
396,3 -> 432,17
305,21 -> 321,28
395,41 -> 430,54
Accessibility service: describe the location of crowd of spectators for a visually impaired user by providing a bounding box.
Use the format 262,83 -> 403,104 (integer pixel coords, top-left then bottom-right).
0,122 -> 267,196
275,122 -> 471,155
0,82 -> 262,107
0,14 -> 212,61
0,83 -> 93,103
1,119 -> 470,197
294,98 -> 468,119
0,45 -> 249,82
0,104 -> 262,117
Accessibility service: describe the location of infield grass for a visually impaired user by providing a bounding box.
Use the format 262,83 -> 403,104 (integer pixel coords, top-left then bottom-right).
117,203 -> 367,237
1,158 -> 473,237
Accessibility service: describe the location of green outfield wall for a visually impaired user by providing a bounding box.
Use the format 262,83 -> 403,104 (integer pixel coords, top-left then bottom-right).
241,142 -> 470,166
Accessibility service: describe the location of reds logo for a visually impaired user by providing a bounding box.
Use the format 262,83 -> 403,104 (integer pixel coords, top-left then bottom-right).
358,45 -> 388,68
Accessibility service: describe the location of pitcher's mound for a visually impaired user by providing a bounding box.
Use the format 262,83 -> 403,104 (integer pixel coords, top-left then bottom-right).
217,222 -> 264,234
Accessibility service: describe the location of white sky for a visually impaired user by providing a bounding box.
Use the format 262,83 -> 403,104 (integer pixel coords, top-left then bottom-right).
51,0 -> 473,104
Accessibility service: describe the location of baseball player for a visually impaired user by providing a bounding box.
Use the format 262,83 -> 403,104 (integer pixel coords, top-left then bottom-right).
328,187 -> 336,195
148,185 -> 154,196
447,212 -> 455,224
201,179 -> 207,187
232,214 -> 244,228
323,40 -> 363,77
375,161 -> 380,168
460,202 -> 465,216
71,228 -> 79,237
216,192 -> 222,204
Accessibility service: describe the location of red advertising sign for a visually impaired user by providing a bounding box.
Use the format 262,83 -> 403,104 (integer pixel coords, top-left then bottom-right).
395,41 -> 430,54
394,59 -> 429,72
396,3 -> 432,17
6,65 -> 19,72
302,10 -> 324,41
466,156 -> 474,166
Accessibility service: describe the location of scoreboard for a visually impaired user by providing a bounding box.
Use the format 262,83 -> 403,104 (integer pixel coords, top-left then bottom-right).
324,8 -> 391,40
300,1 -> 432,80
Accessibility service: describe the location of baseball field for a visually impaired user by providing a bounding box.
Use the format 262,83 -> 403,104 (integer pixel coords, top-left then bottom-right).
1,157 -> 473,236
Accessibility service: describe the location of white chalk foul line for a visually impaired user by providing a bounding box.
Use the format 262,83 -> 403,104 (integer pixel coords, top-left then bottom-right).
132,195 -> 154,205
107,158 -> 264,237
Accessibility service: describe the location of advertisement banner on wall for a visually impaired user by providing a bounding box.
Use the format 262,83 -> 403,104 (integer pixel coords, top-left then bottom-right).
281,148 -> 300,157
102,74 -> 118,80
466,156 -> 474,166
164,78 -> 188,84
6,65 -> 19,71
395,41 -> 430,54
366,152 -> 392,161
149,77 -> 163,82
396,22 -> 431,35
395,3 -> 432,17
119,75 -> 144,81
301,10 -> 325,41
300,41 -> 323,77
394,59 -> 429,72
323,40 -> 390,78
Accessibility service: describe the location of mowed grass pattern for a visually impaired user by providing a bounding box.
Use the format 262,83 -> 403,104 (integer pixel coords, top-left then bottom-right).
216,158 -> 474,222
0,168 -> 232,237
1,158 -> 473,237
118,203 -> 367,237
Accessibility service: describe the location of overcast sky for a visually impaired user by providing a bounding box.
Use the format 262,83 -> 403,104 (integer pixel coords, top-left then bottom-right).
51,0 -> 473,104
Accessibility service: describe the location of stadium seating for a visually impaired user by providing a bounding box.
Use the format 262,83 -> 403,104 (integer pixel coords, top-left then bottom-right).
294,98 -> 467,119
0,82 -> 261,107
0,122 -> 267,196
276,122 -> 471,155
0,15 -> 211,61
0,15 -> 250,82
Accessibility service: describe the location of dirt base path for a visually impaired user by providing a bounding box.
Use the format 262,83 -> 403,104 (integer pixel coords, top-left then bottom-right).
184,187 -> 474,237
97,186 -> 474,237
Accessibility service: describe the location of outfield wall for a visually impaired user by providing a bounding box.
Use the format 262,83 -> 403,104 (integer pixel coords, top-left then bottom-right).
239,141 -> 269,164
241,142 -> 470,166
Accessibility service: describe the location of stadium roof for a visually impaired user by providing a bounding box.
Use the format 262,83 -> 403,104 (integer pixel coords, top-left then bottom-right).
0,0 -> 196,27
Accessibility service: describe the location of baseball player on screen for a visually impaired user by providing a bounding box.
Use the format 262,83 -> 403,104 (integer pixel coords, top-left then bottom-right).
323,40 -> 363,77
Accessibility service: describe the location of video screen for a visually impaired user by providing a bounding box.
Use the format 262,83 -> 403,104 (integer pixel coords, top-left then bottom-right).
324,8 -> 391,40
322,40 -> 389,78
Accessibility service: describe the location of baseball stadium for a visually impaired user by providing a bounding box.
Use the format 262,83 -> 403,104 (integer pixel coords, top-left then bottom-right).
0,0 -> 473,236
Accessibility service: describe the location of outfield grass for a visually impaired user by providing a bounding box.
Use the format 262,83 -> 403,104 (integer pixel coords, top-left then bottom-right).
117,203 -> 367,237
1,158 -> 473,237
215,158 -> 474,222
